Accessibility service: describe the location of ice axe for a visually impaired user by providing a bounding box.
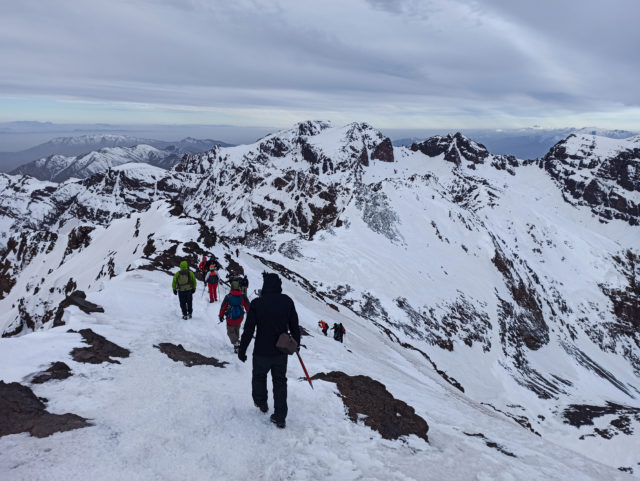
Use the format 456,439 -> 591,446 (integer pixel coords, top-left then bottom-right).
296,351 -> 313,390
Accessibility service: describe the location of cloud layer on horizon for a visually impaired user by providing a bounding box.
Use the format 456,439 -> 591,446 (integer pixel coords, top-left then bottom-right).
1,0 -> 639,128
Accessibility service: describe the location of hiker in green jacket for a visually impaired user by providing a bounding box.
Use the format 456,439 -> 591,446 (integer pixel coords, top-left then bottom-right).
172,260 -> 197,319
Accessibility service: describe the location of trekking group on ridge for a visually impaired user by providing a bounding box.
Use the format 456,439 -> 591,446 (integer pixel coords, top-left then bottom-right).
318,320 -> 346,342
170,253 -> 308,429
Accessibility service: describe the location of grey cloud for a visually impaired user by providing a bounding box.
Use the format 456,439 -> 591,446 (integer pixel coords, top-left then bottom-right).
0,0 -> 638,127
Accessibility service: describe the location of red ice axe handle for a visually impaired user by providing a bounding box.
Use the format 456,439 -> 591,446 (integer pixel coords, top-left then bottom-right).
296,352 -> 313,390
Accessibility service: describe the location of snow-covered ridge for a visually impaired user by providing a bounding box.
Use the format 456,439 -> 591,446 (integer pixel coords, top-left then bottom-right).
0,121 -> 639,476
7,135 -> 232,181
10,144 -> 180,183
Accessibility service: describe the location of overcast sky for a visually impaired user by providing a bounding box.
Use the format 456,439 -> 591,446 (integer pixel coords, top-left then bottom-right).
1,0 -> 639,130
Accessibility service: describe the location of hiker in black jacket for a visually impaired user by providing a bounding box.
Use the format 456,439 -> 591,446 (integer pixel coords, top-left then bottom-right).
237,272 -> 300,429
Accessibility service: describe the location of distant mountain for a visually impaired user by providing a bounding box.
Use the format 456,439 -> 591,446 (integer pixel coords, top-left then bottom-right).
0,134 -> 233,173
540,133 -> 640,224
392,128 -> 638,160
11,144 -> 183,182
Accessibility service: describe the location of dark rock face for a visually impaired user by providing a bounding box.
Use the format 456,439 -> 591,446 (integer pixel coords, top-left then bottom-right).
154,343 -> 228,368
371,137 -> 394,163
563,402 -> 640,440
395,295 -> 492,352
411,133 -> 490,166
0,231 -> 58,301
53,290 -> 105,327
296,120 -> 332,137
541,134 -> 640,225
598,249 -> 640,374
492,247 -> 548,353
139,242 -> 198,274
410,133 -> 519,173
463,432 -> 516,457
312,371 -> 429,442
69,328 -> 130,364
0,381 -> 90,438
64,226 -> 95,257
31,362 -> 73,384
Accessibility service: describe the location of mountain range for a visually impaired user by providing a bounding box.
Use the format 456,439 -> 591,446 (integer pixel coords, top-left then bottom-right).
0,120 -> 638,479
0,134 -> 233,174
392,127 -> 638,160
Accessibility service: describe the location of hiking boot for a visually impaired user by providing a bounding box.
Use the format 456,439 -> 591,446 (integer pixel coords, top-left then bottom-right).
270,414 -> 285,429
209,300 -> 213,303
233,344 -> 239,354
255,402 -> 268,413
182,314 -> 188,320
188,313 -> 192,319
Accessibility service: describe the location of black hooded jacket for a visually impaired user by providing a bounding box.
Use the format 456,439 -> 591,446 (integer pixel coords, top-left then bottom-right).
239,273 -> 301,357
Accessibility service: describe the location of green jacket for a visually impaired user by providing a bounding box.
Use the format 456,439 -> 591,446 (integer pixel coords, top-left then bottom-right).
172,261 -> 197,291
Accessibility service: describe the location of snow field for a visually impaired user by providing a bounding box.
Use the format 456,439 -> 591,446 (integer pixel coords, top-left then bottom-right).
0,253 -> 630,480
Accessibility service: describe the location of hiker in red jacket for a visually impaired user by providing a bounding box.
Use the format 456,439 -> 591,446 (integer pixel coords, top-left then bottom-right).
204,265 -> 219,303
318,320 -> 329,336
198,256 -> 208,279
219,278 -> 250,352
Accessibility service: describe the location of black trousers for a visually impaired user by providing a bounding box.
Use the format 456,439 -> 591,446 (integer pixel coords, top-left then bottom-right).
177,290 -> 193,316
252,354 -> 288,421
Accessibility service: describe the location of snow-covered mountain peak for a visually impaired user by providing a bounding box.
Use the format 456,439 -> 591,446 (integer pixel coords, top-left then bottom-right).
12,144 -> 182,183
541,133 -> 640,224
409,131 -> 520,173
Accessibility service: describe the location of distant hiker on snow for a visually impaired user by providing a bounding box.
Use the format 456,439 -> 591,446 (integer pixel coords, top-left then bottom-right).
332,322 -> 345,343
237,272 -> 301,429
240,274 -> 249,295
318,320 -> 328,336
204,265 -> 219,303
198,256 -> 208,279
219,280 -> 250,352
235,248 -> 239,257
172,261 -> 197,320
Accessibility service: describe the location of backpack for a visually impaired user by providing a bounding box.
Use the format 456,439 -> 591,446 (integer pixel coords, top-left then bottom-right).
226,293 -> 244,320
177,270 -> 192,291
207,272 -> 219,285
230,278 -> 241,291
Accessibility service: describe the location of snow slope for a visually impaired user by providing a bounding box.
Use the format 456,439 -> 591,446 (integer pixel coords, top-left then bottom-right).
0,206 -> 632,480
0,121 -> 639,478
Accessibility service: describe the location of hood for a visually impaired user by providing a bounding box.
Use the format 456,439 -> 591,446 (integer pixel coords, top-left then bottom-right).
261,273 -> 282,294
180,261 -> 188,270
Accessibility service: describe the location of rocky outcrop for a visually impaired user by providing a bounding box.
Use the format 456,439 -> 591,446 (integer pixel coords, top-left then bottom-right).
312,371 -> 429,442
69,328 -> 130,364
0,381 -> 90,438
371,137 -> 394,163
53,290 -> 105,327
154,343 -> 228,368
410,132 -> 518,172
563,402 -> 640,441
463,432 -> 516,457
411,132 -> 488,165
31,362 -> 73,384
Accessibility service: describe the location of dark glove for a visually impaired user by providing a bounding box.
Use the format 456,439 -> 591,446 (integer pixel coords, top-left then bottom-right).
238,351 -> 247,362
191,289 -> 195,295
173,289 -> 177,295
219,316 -> 224,323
